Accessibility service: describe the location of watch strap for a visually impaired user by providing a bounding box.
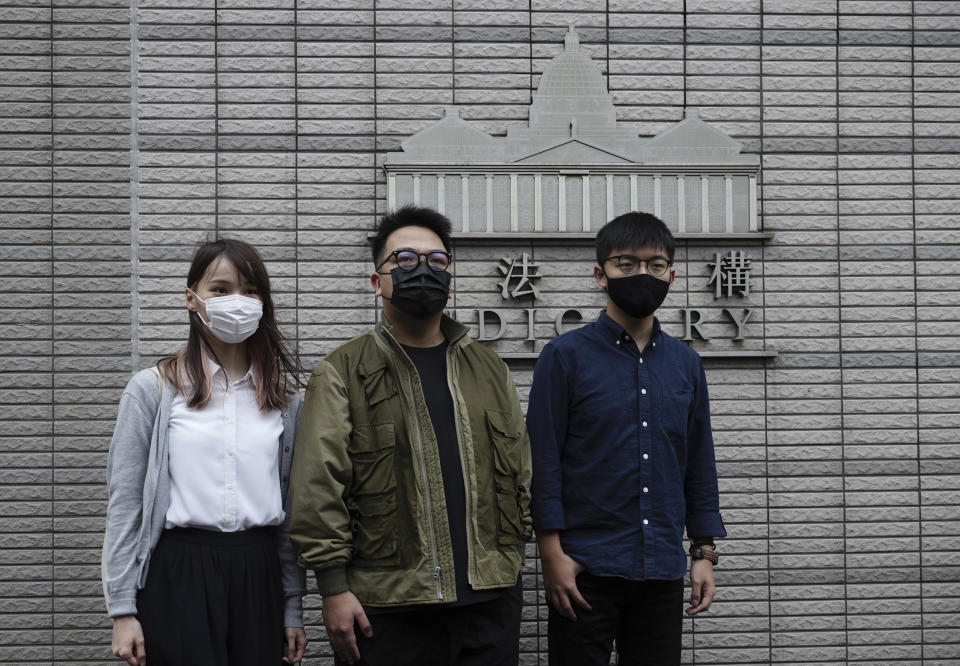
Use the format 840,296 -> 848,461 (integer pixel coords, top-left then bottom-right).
689,544 -> 719,565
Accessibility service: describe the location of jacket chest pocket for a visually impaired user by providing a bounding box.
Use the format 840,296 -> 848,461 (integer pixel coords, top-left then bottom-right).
485,409 -> 525,546
348,422 -> 399,564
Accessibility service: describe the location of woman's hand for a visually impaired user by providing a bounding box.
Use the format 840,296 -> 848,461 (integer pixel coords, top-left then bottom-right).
282,626 -> 308,663
111,615 -> 146,666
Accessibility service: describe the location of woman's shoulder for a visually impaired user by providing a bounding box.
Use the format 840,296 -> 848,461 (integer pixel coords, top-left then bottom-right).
123,366 -> 165,403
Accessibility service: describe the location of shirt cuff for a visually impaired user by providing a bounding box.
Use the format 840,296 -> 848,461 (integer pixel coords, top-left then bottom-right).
686,511 -> 727,540
106,594 -> 137,618
314,566 -> 349,597
283,595 -> 303,628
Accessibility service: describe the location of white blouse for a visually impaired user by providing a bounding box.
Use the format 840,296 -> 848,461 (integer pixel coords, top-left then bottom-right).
165,361 -> 285,532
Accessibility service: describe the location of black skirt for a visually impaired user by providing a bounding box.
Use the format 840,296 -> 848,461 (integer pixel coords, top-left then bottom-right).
136,527 -> 283,666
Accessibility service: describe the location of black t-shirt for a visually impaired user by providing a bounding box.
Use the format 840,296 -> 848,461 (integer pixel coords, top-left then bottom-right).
401,342 -> 502,608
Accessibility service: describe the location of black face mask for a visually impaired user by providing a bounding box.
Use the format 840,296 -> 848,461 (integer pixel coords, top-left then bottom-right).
385,262 -> 451,318
605,273 -> 669,319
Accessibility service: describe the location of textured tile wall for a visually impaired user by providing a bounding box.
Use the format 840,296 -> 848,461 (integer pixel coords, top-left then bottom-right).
0,1 -> 958,664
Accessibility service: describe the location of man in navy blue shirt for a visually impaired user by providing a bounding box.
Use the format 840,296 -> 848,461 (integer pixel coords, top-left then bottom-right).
526,211 -> 726,666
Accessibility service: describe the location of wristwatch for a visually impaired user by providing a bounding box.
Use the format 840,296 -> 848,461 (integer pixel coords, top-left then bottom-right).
689,543 -> 719,565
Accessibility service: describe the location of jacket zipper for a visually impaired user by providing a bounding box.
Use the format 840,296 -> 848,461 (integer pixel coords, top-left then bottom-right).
446,348 -> 475,587
405,369 -> 444,601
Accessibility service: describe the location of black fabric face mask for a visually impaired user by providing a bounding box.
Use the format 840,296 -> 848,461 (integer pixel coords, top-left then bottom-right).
605,273 -> 669,319
385,262 -> 451,317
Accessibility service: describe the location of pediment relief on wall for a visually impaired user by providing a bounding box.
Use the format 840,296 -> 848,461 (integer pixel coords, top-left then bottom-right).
512,139 -> 634,166
385,25 -> 761,237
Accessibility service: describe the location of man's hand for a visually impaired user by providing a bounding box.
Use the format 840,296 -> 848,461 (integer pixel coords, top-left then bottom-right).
686,559 -> 716,615
282,626 -> 307,663
322,590 -> 372,664
111,615 -> 146,666
537,530 -> 592,621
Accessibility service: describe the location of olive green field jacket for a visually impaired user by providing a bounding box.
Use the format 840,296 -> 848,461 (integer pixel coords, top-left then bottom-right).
289,315 -> 532,607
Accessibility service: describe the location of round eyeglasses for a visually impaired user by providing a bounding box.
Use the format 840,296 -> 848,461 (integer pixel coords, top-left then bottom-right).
604,254 -> 672,277
378,248 -> 452,273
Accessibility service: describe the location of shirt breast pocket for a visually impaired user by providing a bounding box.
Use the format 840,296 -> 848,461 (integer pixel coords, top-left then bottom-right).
661,385 -> 693,467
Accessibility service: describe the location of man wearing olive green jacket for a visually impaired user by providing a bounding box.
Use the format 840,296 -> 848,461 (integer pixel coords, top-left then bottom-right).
290,205 -> 532,666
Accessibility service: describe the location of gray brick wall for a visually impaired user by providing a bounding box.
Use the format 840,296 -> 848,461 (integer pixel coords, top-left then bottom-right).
1,1 -> 958,664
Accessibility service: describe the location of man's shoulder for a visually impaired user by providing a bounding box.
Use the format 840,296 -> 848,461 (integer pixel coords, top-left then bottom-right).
541,319 -> 599,359
455,335 -> 510,377
310,330 -> 384,380
657,329 -> 704,371
323,330 -> 380,361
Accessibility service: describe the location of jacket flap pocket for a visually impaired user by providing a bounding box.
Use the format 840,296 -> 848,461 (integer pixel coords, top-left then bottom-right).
359,360 -> 397,406
348,423 -> 396,497
350,492 -> 400,564
485,409 -> 520,440
348,422 -> 395,454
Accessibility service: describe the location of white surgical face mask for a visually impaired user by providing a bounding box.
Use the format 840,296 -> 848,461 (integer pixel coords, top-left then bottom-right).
189,288 -> 263,344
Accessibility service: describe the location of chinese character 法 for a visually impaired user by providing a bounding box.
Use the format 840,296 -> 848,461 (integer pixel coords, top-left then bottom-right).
497,253 -> 541,300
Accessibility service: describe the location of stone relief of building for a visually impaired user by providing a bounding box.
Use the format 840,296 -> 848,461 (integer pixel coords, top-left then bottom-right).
385,26 -> 761,239
384,26 -> 772,358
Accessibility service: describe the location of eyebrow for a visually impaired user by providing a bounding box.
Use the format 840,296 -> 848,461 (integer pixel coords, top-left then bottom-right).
207,278 -> 256,288
615,253 -> 670,261
391,246 -> 447,254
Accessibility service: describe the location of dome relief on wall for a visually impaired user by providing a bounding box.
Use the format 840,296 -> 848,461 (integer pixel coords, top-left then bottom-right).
386,26 -> 763,238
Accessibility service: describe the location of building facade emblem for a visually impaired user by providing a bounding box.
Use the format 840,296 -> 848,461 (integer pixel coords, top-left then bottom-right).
385,26 -> 760,237
384,26 -> 773,359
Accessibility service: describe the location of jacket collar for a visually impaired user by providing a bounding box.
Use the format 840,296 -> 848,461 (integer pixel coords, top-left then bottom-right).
376,313 -> 469,351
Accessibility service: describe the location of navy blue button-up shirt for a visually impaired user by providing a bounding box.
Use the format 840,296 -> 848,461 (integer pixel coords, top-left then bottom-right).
526,312 -> 726,582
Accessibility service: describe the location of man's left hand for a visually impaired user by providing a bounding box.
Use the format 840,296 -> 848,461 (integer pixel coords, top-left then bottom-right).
686,559 -> 716,615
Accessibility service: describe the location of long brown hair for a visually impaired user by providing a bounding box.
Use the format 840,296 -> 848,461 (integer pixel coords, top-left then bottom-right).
161,238 -> 306,410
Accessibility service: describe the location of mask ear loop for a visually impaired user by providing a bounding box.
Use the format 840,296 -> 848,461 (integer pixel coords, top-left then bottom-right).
187,288 -> 211,325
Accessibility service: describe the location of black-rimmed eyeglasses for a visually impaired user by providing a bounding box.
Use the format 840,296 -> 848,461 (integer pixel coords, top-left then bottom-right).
377,248 -> 452,273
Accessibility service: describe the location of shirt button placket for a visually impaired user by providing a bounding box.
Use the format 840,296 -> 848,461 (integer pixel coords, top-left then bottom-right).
225,382 -> 238,529
638,354 -> 652,552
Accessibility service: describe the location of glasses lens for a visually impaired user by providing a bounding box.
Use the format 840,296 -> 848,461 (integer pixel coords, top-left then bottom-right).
395,250 -> 419,270
426,252 -> 450,271
648,259 -> 669,276
616,256 -> 639,274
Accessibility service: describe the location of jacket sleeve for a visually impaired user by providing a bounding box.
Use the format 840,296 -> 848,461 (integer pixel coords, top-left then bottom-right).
288,361 -> 355,596
275,393 -> 307,628
684,358 -> 727,540
525,343 -> 569,532
102,378 -> 156,617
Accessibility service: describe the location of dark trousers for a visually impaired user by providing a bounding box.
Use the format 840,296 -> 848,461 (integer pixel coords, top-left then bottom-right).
335,583 -> 522,666
137,527 -> 284,666
548,573 -> 683,666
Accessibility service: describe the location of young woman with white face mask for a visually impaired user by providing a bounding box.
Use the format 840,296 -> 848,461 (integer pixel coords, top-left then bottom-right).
102,238 -> 308,666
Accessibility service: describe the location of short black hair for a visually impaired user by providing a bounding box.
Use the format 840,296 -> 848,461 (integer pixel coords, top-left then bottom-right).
595,211 -> 675,266
371,205 -> 453,265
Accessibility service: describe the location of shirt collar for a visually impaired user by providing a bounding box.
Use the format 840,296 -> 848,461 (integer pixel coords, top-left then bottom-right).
597,310 -> 662,348
202,350 -> 255,385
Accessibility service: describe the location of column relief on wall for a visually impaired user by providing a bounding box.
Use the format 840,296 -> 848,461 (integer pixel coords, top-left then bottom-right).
384,27 -> 772,359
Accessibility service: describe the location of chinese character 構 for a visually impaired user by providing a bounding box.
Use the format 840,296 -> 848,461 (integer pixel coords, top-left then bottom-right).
497,253 -> 541,300
707,250 -> 751,298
